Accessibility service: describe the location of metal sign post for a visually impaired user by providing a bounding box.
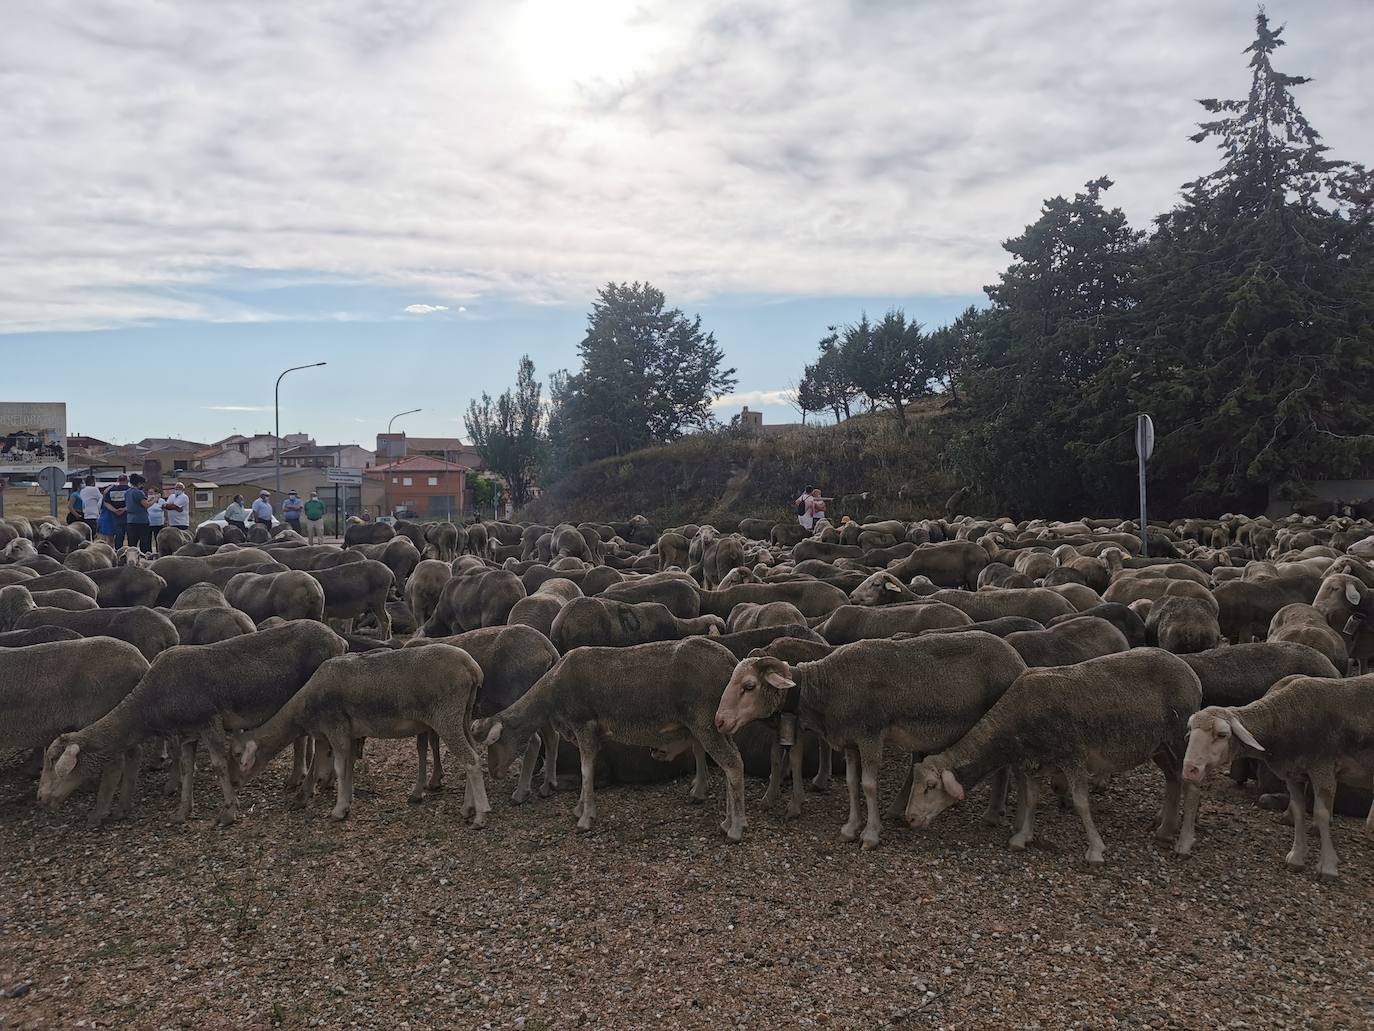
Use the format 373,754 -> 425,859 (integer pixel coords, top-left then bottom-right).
1134,415 -> 1155,558
38,465 -> 66,520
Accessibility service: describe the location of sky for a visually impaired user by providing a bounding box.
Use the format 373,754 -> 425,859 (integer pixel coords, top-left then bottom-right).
2,1 -> 1370,445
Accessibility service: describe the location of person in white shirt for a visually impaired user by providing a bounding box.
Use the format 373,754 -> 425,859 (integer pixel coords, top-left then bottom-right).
251,491 -> 274,531
78,475 -> 104,538
163,482 -> 191,529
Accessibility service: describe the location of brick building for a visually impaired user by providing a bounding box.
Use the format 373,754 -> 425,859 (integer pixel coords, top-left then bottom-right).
366,455 -> 468,520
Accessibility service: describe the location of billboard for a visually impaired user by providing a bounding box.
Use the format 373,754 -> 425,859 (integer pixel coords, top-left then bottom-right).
0,402 -> 67,474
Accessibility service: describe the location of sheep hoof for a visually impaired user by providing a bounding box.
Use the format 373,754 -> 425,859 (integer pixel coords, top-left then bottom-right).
1008,834 -> 1030,851
470,811 -> 488,829
1285,851 -> 1306,871
537,782 -> 553,798
427,780 -> 443,792
981,811 -> 1008,828
216,810 -> 239,828
575,818 -> 593,833
407,790 -> 425,804
687,791 -> 707,805
329,809 -> 349,822
760,790 -> 780,807
1257,793 -> 1288,811
511,788 -> 530,805
784,806 -> 802,821
722,823 -> 743,842
1085,855 -> 1104,868
838,823 -> 859,842
85,814 -> 107,830
860,834 -> 881,851
171,809 -> 190,825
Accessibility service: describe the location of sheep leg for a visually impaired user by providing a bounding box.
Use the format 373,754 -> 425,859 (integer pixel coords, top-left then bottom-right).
810,742 -> 832,793
293,738 -> 328,809
329,733 -> 354,821
695,725 -> 745,841
173,739 -> 196,823
761,735 -> 784,807
688,741 -> 709,803
839,745 -> 862,842
374,596 -> 392,640
436,716 -> 489,828
427,732 -> 443,790
409,734 -> 428,803
786,741 -> 803,821
572,730 -> 599,832
285,736 -> 308,791
1009,772 -> 1039,850
512,732 -> 542,805
1068,776 -> 1105,866
885,754 -> 914,821
538,722 -> 562,797
1310,766 -> 1339,880
162,739 -> 183,798
1284,776 -> 1308,871
201,725 -> 240,827
858,742 -> 884,850
1152,750 -> 1183,840
1175,783 -> 1202,856
981,767 -> 1010,827
88,761 -> 123,829
114,746 -> 141,819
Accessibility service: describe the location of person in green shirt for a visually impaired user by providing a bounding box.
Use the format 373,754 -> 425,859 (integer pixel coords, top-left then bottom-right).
303,492 -> 327,544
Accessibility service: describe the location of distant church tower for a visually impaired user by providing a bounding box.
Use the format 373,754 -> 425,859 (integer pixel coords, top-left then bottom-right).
739,406 -> 763,432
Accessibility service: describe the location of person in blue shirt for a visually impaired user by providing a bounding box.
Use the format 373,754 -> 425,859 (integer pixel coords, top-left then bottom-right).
251,491 -> 274,532
123,474 -> 155,553
100,474 -> 130,547
282,489 -> 304,535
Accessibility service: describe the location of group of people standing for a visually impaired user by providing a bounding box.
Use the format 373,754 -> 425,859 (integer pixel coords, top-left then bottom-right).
795,485 -> 831,531
67,474 -> 190,551
223,488 -> 328,544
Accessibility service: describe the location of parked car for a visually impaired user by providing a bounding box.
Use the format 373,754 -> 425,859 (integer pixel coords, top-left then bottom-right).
197,508 -> 282,531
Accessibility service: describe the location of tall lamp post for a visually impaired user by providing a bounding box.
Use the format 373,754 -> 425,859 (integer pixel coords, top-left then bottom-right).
384,408 -> 422,516
275,362 -> 327,493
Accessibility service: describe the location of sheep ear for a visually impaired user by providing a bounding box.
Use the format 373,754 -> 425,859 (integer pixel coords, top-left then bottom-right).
54,742 -> 80,779
940,768 -> 965,801
763,670 -> 796,690
884,581 -> 902,593
483,721 -> 504,746
1346,581 -> 1361,606
707,623 -> 720,636
1226,713 -> 1265,752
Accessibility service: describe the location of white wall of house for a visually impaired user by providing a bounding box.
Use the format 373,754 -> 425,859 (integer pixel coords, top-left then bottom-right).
202,449 -> 249,469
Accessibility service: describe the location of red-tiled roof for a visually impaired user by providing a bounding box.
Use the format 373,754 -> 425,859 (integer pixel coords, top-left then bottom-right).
367,455 -> 469,474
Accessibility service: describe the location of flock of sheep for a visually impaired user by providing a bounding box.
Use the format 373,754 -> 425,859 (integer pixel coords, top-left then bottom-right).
2,508 -> 1372,880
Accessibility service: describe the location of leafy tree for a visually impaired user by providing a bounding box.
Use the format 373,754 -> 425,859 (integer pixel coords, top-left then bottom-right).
1076,10 -> 1374,512
950,177 -> 1144,514
463,354 -> 545,509
926,305 -> 988,405
469,476 -> 498,518
797,326 -> 862,423
551,282 -> 736,464
838,309 -> 933,426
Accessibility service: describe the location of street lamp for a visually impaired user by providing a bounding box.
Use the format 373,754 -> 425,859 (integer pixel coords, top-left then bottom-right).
275,362 -> 327,493
384,408 -> 422,516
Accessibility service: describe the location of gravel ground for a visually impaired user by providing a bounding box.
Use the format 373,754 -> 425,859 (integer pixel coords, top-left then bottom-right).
2,742 -> 1372,1030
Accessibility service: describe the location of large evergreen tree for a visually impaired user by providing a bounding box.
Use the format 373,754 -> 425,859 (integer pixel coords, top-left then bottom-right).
1076,11 -> 1374,512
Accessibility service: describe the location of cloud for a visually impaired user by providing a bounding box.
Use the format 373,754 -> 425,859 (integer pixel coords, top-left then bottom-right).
712,389 -> 793,409
203,405 -> 272,412
403,303 -> 449,315
2,2 -> 1370,332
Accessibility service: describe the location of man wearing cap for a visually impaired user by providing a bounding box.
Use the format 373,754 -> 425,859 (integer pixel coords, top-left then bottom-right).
251,490 -> 274,532
163,482 -> 191,535
304,491 -> 327,545
282,488 -> 304,536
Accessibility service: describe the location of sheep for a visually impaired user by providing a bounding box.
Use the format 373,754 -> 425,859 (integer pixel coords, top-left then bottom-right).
506,577 -> 582,639
26,588 -> 98,613
1267,603 -> 1349,673
904,649 -> 1202,866
157,606 -> 256,645
1181,674 -> 1374,879
714,624 -> 830,659
847,571 -> 920,606
1047,603 -> 1147,647
1004,616 -> 1130,667
404,558 -> 453,630
550,596 -> 724,653
1144,593 -> 1222,654
916,616 -> 1045,639
10,638 -> 149,826
599,574 -> 702,618
5,567 -> 98,598
815,602 -> 973,644
725,601 -> 808,633
348,536 -> 421,590
5,587 -> 178,661
885,540 -> 989,590
473,637 -> 747,839
1212,575 -> 1320,644
85,565 -> 167,608
224,569 -> 327,625
715,632 -> 1028,849
1181,642 -> 1341,707
421,568 -> 527,636
925,587 -> 1075,626
38,621 -> 346,826
406,624 -> 560,802
0,625 -> 83,647
306,559 -> 396,639
1312,573 -> 1374,673
698,580 -> 848,620
237,645 -> 490,824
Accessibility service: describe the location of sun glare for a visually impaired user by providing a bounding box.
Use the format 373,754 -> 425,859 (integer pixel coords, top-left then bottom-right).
508,0 -> 659,96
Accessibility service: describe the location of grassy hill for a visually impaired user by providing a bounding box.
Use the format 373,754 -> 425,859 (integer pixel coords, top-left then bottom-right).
525,399 -> 961,527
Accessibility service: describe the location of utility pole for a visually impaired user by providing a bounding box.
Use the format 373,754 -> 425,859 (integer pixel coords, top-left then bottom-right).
275,362 -> 327,493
